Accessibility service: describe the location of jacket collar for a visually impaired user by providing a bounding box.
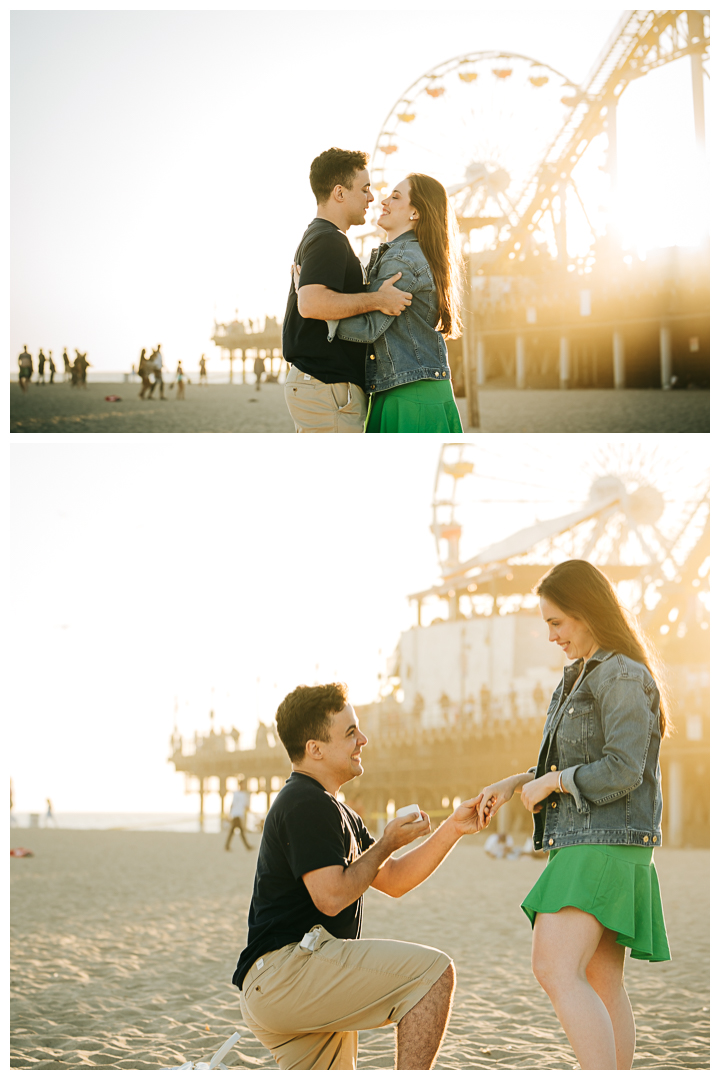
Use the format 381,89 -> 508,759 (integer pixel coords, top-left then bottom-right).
370,229 -> 419,267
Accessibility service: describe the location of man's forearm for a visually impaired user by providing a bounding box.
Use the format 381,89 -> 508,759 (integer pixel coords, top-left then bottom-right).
318,837 -> 395,916
378,818 -> 462,897
297,286 -> 382,321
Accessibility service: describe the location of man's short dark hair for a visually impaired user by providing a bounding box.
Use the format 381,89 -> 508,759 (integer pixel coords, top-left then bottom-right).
309,148 -> 369,204
276,682 -> 348,762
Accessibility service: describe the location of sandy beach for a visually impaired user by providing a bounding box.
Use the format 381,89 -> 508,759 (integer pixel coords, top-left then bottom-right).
10,381 -> 710,434
10,827 -> 709,1070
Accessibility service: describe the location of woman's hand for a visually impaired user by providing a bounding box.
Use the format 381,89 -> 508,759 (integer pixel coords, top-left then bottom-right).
476,777 -> 518,828
520,773 -> 558,814
291,262 -> 302,293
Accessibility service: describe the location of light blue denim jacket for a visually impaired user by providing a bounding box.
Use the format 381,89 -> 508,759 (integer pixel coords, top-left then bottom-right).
325,231 -> 452,394
530,649 -> 663,852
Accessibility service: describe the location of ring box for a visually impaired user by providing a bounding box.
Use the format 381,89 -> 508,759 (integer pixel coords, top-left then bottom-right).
395,803 -> 422,822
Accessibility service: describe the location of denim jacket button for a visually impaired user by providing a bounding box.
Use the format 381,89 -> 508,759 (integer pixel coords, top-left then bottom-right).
442,371 -> 447,377
551,802 -> 557,809
370,354 -> 375,360
550,765 -> 557,771
653,836 -> 658,842
548,838 -> 554,846
434,371 -> 439,377
568,707 -> 574,713
643,836 -> 649,843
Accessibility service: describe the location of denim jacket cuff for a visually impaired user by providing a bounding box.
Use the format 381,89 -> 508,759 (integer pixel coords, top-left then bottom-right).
326,319 -> 339,342
562,765 -> 587,813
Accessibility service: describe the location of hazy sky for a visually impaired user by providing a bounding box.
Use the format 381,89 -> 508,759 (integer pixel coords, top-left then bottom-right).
11,7 -> 708,374
9,434 -> 708,815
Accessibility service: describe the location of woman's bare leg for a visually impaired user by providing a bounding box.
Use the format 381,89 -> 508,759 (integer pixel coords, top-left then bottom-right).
532,907 -> 616,1069
586,926 -> 635,1069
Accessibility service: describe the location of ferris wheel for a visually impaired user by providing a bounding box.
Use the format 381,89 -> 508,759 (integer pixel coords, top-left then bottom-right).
430,439 -> 710,609
366,52 -> 602,259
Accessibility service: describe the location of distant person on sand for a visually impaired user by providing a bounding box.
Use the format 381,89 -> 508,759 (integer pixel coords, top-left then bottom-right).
282,147 -> 412,433
48,351 -> 56,383
37,349 -> 47,385
72,351 -> 90,388
225,780 -> 252,851
148,345 -> 165,400
175,361 -> 186,399
253,353 -> 265,390
232,682 -> 485,1070
45,798 -> 58,827
198,354 -> 208,386
63,349 -> 72,382
477,561 -> 671,1071
18,346 -> 33,392
138,348 -> 152,399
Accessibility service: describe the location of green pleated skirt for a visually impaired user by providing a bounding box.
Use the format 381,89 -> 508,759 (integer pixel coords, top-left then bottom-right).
365,378 -> 463,433
521,844 -> 671,962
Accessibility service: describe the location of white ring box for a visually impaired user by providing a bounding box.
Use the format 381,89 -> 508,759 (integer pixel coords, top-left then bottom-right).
395,803 -> 422,822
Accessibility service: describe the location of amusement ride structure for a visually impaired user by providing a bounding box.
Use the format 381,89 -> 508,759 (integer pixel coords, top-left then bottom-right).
362,10 -> 710,417
168,441 -> 709,847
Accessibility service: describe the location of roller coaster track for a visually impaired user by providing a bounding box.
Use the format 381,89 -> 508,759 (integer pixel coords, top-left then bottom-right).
496,9 -> 710,262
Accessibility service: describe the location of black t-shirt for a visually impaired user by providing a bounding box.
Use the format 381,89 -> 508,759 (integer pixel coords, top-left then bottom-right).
281,218 -> 367,387
232,772 -> 375,989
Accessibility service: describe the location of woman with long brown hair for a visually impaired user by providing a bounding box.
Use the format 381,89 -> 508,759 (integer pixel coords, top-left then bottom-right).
477,560 -> 671,1070
326,172 -> 465,432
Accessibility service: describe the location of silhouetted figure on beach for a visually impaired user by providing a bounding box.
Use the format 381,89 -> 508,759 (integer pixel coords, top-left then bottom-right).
226,780 -> 252,851
254,353 -> 265,390
48,351 -> 56,383
148,344 -> 165,400
175,361 -> 186,399
72,351 -> 90,388
63,349 -> 72,382
199,354 -> 208,386
138,348 -> 152,399
18,346 -> 33,392
37,349 -> 47,384
45,798 -> 58,828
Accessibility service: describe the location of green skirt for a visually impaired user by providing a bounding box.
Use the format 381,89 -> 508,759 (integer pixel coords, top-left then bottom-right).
521,844 -> 671,962
365,378 -> 463,433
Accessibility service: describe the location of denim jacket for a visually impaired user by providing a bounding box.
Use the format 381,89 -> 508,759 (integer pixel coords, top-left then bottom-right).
325,231 -> 452,394
529,648 -> 663,852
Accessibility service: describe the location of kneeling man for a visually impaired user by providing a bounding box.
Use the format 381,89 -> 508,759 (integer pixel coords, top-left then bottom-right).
232,682 -> 484,1070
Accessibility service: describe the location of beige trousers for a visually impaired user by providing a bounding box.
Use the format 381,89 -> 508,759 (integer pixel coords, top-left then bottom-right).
240,925 -> 451,1070
284,365 -> 368,433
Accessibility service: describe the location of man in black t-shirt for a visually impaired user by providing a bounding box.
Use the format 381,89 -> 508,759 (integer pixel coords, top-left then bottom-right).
233,683 -> 486,1070
283,148 -> 413,433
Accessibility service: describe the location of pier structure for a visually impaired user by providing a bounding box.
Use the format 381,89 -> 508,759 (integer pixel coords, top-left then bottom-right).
211,315 -> 283,384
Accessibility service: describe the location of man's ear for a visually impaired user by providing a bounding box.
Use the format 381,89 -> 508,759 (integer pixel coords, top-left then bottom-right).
332,184 -> 345,203
304,739 -> 324,761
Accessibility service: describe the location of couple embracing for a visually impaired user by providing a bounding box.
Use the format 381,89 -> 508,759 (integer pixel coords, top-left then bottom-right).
233,562 -> 670,1069
282,147 -> 464,433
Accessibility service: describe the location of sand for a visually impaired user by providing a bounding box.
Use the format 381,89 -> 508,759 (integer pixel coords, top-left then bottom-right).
10,828 -> 708,1070
10,382 -> 709,433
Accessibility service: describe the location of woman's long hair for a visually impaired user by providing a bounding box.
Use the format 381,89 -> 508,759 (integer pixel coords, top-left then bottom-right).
407,173 -> 465,339
535,560 -> 671,737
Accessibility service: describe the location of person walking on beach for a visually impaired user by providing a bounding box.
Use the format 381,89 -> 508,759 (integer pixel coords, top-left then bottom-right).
63,349 -> 72,382
18,346 -> 33,392
477,561 -> 671,1071
225,779 -> 252,851
253,353 -> 265,390
37,349 -> 47,385
233,682 -> 485,1070
198,354 -> 208,386
45,798 -> 58,827
282,147 -> 412,433
148,345 -> 165,400
138,348 -> 152,399
175,361 -> 186,400
48,351 -> 56,383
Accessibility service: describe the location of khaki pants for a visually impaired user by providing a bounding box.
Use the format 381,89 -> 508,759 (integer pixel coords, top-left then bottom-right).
240,925 -> 451,1070
284,365 -> 367,433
